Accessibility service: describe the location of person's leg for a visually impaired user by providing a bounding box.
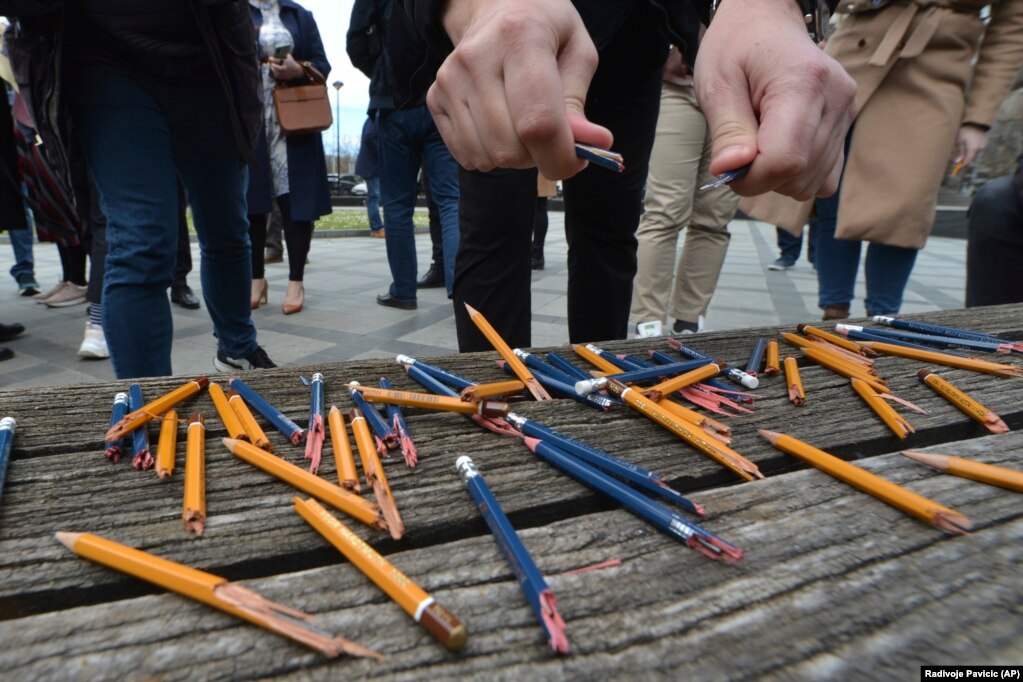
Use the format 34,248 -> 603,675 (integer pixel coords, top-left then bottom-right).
773,227 -> 802,267
80,175 -> 110,359
862,242 -> 918,315
565,5 -> 666,343
377,108 -> 423,304
264,198 -> 284,261
366,176 -> 384,234
163,61 -> 262,364
65,63 -> 180,377
532,197 -> 548,270
172,182 -> 192,290
630,84 -> 696,332
277,194 -> 313,282
453,167 -> 536,351
8,226 -> 38,294
813,187 -> 861,319
420,115 -> 460,295
417,171 -> 445,287
966,175 -> 1023,307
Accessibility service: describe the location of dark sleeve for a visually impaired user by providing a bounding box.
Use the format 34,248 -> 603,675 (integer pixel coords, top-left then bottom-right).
1014,153 -> 1023,212
0,0 -> 63,16
347,0 -> 383,79
297,8 -> 330,79
390,0 -> 452,108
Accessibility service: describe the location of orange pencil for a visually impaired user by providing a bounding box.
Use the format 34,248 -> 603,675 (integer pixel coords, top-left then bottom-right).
346,383 -> 508,417
782,332 -> 875,367
328,406 -> 359,491
918,369 -> 1009,434
223,437 -> 385,531
227,390 -> 272,451
573,343 -> 623,375
350,408 -> 404,539
105,376 -> 209,441
902,451 -> 1023,493
797,323 -> 875,356
155,409 -> 179,479
465,303 -> 551,400
763,341 -> 780,376
866,342 -> 1023,378
643,362 -> 724,401
55,531 -> 378,658
759,430 -> 971,534
209,382 -> 247,441
850,378 -> 913,439
784,357 -> 805,406
657,398 -> 732,444
183,413 -> 206,536
460,379 -> 526,401
802,347 -> 889,393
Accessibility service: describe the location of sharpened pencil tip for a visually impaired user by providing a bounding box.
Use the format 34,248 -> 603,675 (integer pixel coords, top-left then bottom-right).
463,302 -> 479,316
901,450 -> 949,471
55,531 -> 81,550
758,429 -> 780,443
222,437 -> 238,450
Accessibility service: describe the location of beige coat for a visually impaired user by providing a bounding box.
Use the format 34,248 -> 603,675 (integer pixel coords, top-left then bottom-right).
741,0 -> 1023,248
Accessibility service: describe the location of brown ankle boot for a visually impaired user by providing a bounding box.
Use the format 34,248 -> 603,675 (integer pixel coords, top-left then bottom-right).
822,304 -> 850,320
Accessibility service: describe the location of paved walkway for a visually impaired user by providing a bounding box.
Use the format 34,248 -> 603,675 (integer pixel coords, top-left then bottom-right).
0,212 -> 967,389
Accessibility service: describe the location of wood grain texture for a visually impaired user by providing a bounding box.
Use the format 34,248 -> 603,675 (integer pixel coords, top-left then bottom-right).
1,305 -> 1022,677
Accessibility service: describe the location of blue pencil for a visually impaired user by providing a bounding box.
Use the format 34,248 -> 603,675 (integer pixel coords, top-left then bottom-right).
545,352 -> 590,381
840,328 -> 969,356
745,339 -> 767,376
0,417 -> 15,505
403,362 -> 519,436
664,341 -> 758,389
103,392 -> 130,463
578,358 -> 713,394
507,413 -> 704,515
304,373 -> 326,474
575,143 -> 623,172
456,456 -> 569,653
513,349 -> 580,386
379,377 -> 417,468
523,437 -> 742,564
229,376 -> 305,446
128,384 -> 152,470
395,354 -> 474,391
873,315 -> 1022,351
838,324 -> 1007,354
346,382 -> 397,452
497,360 -> 617,411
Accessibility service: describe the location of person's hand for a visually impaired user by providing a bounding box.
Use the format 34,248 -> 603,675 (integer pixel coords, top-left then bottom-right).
271,53 -> 306,81
695,0 -> 857,200
429,0 -> 612,179
952,124 -> 988,169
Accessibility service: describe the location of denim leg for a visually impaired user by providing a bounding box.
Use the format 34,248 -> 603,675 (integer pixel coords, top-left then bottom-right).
65,64 -> 180,378
165,66 -> 257,359
966,174 -> 1023,306
8,224 -> 34,280
378,109 -> 423,302
776,227 -> 802,263
421,121 -> 460,295
813,190 -> 860,309
365,176 -> 383,233
863,242 -> 918,315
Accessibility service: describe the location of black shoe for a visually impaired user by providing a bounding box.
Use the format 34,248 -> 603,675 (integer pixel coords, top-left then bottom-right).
531,254 -> 545,271
15,272 -> 40,297
0,347 -> 12,362
171,286 -> 201,310
263,247 -> 283,264
0,322 -> 25,342
214,346 -> 277,372
376,293 -> 417,310
672,319 -> 699,335
416,264 -> 445,289
768,257 -> 795,271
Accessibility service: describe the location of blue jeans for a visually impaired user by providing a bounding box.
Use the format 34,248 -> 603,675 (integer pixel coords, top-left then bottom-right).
8,219 -> 34,280
64,57 -> 257,378
365,176 -> 383,233
814,189 -> 918,315
378,106 -> 459,299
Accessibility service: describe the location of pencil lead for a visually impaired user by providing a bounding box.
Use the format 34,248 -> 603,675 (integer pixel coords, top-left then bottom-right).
54,531 -> 81,549
900,450 -> 950,471
463,302 -> 479,316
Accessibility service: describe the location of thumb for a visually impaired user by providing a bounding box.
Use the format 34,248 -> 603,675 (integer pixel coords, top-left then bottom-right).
701,81 -> 760,176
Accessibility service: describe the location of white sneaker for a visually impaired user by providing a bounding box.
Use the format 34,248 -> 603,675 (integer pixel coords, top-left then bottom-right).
635,320 -> 663,338
78,322 -> 110,359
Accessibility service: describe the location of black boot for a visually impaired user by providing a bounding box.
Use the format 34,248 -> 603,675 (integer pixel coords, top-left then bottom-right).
531,245 -> 544,271
417,262 -> 445,288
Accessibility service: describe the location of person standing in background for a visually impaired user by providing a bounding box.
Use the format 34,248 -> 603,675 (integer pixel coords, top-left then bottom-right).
630,44 -> 739,338
966,150 -> 1023,307
531,174 -> 557,271
246,0 -> 332,316
355,115 -> 384,238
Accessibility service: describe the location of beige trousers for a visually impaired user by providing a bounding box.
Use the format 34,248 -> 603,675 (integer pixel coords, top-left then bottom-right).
630,83 -> 739,325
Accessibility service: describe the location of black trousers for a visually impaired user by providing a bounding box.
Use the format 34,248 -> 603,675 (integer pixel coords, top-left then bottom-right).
452,5 -> 667,351
966,172 -> 1023,307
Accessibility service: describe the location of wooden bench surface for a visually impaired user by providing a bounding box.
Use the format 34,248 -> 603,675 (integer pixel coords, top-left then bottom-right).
1,306 -> 1021,679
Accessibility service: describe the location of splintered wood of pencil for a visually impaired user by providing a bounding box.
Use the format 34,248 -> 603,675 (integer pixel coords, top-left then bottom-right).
759,430 -> 971,534
784,357 -> 805,406
918,370 -> 1009,434
850,378 -> 912,439
105,376 -> 209,441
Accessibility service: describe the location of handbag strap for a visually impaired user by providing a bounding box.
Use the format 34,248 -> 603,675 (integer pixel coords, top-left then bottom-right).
300,62 -> 326,85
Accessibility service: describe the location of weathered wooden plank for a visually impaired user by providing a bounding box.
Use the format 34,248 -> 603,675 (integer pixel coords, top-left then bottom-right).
1,436 -> 1019,680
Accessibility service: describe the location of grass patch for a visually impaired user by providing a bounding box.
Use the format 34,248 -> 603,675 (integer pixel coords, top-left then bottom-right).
187,209 -> 430,234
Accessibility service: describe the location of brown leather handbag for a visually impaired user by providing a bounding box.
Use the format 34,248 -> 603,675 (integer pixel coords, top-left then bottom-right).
272,63 -> 333,136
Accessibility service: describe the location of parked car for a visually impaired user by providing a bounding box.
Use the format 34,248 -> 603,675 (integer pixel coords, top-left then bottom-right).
351,180 -> 368,196
327,173 -> 359,197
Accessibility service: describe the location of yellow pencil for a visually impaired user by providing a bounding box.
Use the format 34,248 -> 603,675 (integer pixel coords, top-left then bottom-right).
850,378 -> 912,439
784,357 -> 805,406
902,451 -> 1023,493
918,369 -> 1009,434
105,376 -> 209,441
465,303 -> 551,400
294,498 -> 467,652
350,409 -> 404,539
183,413 -> 206,536
764,341 -> 781,376
155,409 -> 179,479
209,382 -> 247,442
227,390 -> 272,451
328,406 -> 359,491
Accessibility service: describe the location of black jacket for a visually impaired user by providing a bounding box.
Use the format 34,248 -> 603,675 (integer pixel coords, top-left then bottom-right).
0,0 -> 262,214
347,0 -> 401,113
390,0 -> 706,109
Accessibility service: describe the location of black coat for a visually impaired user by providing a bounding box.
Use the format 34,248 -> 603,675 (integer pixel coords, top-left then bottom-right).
347,0 -> 401,113
245,0 -> 332,221
0,90 -> 27,232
